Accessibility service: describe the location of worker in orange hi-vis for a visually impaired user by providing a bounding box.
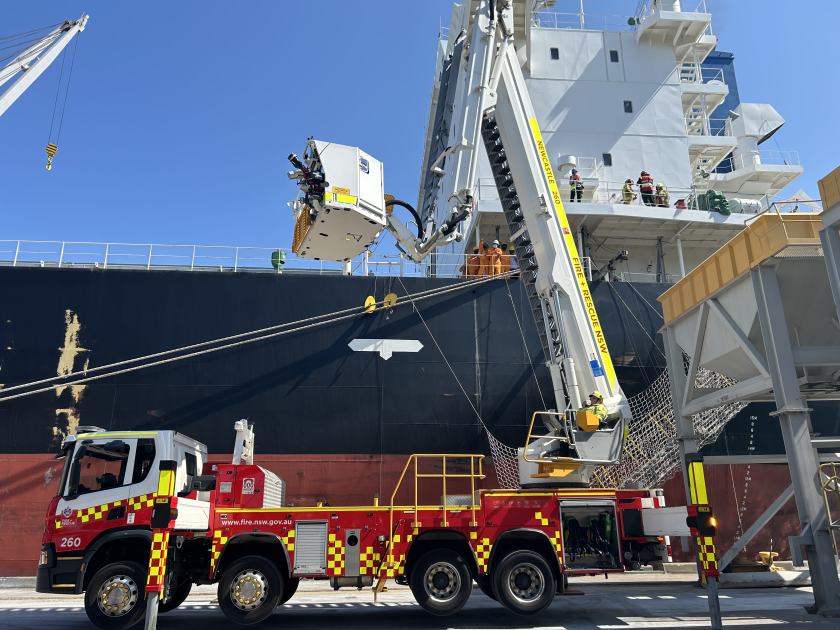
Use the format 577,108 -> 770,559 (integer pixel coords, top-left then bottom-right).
478,241 -> 489,276
488,239 -> 503,276
500,243 -> 512,273
465,248 -> 480,276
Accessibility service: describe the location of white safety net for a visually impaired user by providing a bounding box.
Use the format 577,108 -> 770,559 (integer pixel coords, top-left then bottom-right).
486,361 -> 745,490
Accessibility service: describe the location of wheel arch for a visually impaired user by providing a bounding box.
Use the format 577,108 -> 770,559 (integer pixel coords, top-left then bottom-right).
404,529 -> 478,579
81,528 -> 152,590
215,533 -> 290,579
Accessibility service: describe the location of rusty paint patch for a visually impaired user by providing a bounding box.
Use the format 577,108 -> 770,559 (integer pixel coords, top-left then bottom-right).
53,310 -> 89,444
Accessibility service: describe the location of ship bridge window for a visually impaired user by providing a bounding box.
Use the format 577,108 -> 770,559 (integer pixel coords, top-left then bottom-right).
623,100 -> 633,113
602,153 -> 613,167
550,47 -> 559,60
609,50 -> 620,63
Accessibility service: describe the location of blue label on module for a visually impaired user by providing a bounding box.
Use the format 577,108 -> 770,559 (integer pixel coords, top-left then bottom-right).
590,359 -> 605,377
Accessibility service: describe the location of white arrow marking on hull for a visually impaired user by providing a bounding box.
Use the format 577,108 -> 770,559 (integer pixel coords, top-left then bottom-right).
348,339 -> 424,360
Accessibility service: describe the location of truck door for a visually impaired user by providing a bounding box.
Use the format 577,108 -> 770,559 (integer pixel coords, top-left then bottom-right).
55,437 -> 138,549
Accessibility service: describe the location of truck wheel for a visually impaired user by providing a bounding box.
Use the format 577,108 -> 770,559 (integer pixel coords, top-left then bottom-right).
492,550 -> 555,615
409,549 -> 472,616
160,579 -> 192,612
84,561 -> 146,630
476,575 -> 497,600
278,577 -> 299,605
218,556 -> 283,625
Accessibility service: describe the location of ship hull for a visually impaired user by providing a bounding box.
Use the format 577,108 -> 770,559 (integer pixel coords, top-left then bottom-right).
0,266 -> 834,574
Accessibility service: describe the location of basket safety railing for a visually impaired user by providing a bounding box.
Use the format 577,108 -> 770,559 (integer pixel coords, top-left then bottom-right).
522,409 -> 577,464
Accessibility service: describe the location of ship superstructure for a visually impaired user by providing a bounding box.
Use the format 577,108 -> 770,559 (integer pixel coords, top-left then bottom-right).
418,0 -> 807,283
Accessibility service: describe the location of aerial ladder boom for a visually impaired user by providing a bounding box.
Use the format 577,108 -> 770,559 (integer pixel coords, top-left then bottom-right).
0,15 -> 88,119
288,0 -> 629,484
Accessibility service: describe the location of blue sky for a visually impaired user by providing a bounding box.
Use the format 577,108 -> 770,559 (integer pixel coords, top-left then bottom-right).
2,1 -> 838,248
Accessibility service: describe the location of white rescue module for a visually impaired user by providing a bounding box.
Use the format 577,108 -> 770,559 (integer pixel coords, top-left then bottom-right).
288,139 -> 386,261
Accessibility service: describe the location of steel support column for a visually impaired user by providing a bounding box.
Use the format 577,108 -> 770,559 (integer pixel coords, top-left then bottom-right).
820,224 -> 840,326
663,326 -> 697,501
753,264 -> 840,616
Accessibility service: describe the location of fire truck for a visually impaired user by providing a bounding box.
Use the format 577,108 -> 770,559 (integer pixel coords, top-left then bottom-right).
36,421 -> 717,629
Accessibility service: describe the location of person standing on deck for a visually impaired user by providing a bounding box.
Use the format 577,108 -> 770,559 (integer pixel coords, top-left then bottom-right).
637,171 -> 655,206
487,240 -> 503,276
569,168 -> 583,203
500,243 -> 512,273
621,179 -> 637,204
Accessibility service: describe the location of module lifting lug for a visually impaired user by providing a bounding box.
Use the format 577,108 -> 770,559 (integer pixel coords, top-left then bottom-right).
45,143 -> 58,171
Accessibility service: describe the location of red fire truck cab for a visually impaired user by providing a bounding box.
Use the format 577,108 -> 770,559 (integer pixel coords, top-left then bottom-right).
37,422 -> 695,629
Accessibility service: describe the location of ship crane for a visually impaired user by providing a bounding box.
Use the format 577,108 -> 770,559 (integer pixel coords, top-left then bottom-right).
288,0 -> 630,486
0,14 -> 89,168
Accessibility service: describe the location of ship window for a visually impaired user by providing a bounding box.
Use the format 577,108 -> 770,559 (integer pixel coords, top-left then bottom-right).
602,153 -> 613,167
623,100 -> 633,113
609,50 -> 619,63
550,47 -> 559,60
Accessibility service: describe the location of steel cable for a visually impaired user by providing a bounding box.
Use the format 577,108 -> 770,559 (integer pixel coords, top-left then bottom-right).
0,271 -> 518,403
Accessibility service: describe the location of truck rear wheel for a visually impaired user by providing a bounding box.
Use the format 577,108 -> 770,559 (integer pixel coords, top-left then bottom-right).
492,550 -> 555,615
84,561 -> 146,630
218,556 -> 283,625
160,578 -> 192,612
409,549 -> 472,616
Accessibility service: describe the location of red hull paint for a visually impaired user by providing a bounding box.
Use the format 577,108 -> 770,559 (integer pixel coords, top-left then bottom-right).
0,454 -> 795,576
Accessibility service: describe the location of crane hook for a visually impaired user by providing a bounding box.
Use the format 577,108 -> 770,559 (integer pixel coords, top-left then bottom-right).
45,143 -> 58,171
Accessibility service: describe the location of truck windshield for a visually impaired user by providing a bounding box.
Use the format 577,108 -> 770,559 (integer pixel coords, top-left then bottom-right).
56,441 -> 75,498
68,440 -> 131,496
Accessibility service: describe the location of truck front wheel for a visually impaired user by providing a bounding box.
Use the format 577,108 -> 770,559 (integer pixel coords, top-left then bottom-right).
218,556 -> 283,625
84,561 -> 146,630
492,550 -> 555,615
409,549 -> 472,616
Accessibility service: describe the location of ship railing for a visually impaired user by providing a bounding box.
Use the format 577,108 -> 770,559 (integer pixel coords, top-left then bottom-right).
616,270 -> 684,283
531,9 -> 634,32
684,115 -> 733,137
679,63 -> 725,85
714,150 -> 801,173
0,241 -> 503,279
634,0 -> 712,34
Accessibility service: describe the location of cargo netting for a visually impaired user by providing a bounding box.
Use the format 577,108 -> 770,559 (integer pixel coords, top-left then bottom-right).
486,360 -> 745,490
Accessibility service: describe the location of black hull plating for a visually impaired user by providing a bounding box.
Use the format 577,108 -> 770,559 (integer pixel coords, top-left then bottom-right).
0,266 -> 837,457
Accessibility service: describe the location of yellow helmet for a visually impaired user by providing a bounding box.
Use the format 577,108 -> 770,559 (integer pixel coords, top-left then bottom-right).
590,390 -> 604,401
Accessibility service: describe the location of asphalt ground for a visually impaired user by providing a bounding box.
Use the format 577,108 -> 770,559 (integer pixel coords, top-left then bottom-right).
0,574 -> 836,629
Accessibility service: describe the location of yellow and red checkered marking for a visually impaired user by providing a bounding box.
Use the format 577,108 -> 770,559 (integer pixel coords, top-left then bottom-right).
327,533 -> 345,575
209,529 -> 229,577
280,529 -> 295,552
549,530 -> 564,562
128,493 -> 155,512
76,499 -> 123,524
146,531 -> 170,592
474,537 -> 492,572
534,511 -> 550,526
359,546 -> 381,576
57,493 -> 155,529
697,535 -> 718,577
